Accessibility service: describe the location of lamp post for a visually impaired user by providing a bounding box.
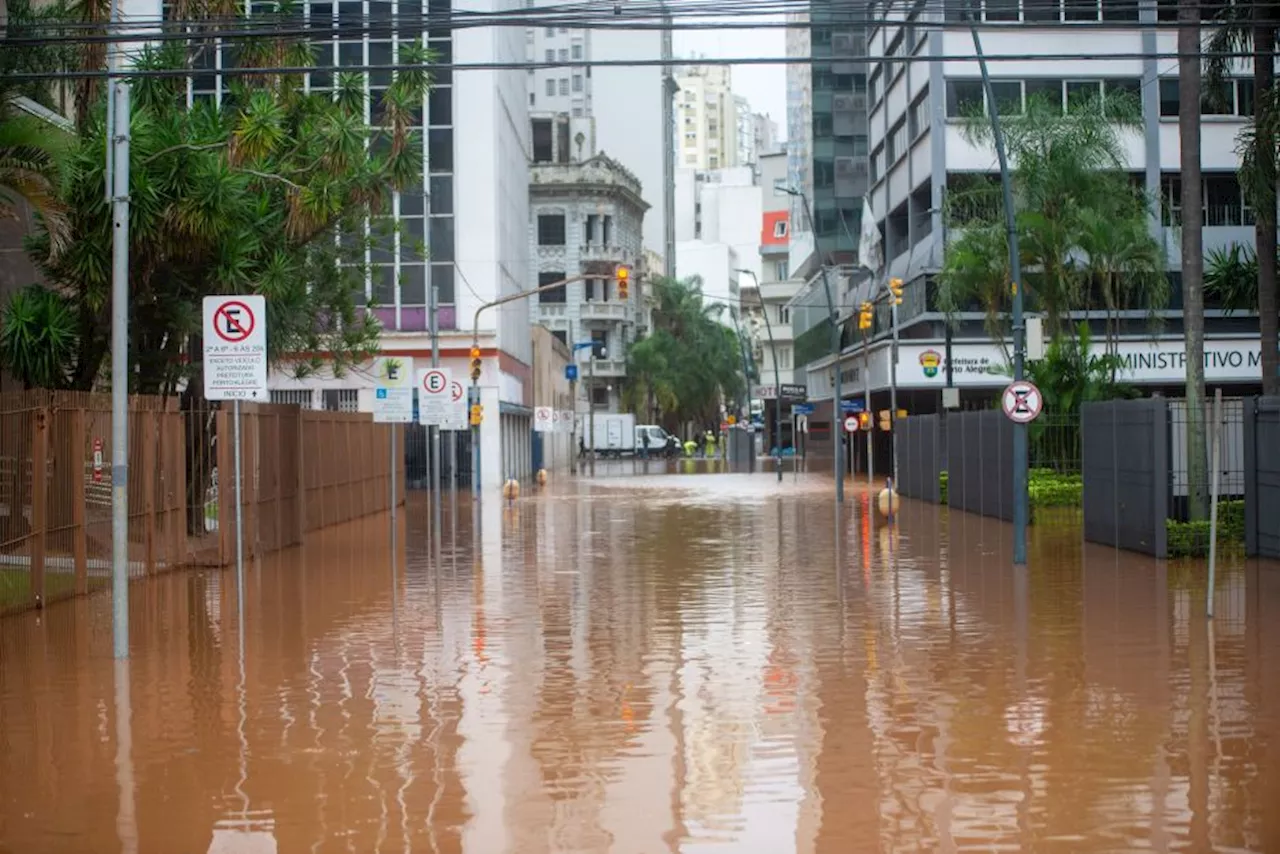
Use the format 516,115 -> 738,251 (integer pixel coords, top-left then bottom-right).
736,269 -> 784,483
728,307 -> 755,472
783,187 -> 844,503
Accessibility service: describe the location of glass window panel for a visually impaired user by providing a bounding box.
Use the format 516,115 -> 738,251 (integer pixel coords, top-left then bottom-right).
400,190 -> 425,215
400,265 -> 426,305
428,216 -> 454,262
429,88 -> 451,125
428,128 -> 452,172
429,263 -> 455,303
429,176 -> 453,214
372,265 -> 395,304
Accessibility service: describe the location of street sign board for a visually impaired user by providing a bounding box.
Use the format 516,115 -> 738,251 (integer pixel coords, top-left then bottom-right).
203,295 -> 267,400
561,410 -> 573,433
843,415 -> 861,433
372,356 -> 415,423
534,406 -> 554,432
841,400 -> 865,413
793,403 -> 815,415
1001,380 -> 1044,424
441,379 -> 468,430
565,364 -> 579,382
417,367 -> 453,425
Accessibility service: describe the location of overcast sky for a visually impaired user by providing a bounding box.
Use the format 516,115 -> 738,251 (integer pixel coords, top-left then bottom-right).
674,21 -> 789,141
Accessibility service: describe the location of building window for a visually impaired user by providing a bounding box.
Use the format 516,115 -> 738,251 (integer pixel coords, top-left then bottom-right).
322,389 -> 360,412
545,78 -> 555,97
572,74 -> 583,92
532,118 -> 553,162
778,305 -> 790,325
590,329 -> 609,359
538,271 -> 567,303
777,348 -> 792,370
559,78 -> 569,96
552,330 -> 567,347
271,389 -> 313,407
945,80 -> 984,117
773,219 -> 788,238
571,43 -> 583,59
544,49 -> 554,62
908,94 -> 930,139
537,214 -> 566,245
590,384 -> 609,406
545,26 -> 554,36
558,48 -> 568,62
887,120 -> 908,163
602,215 -> 612,245
774,260 -> 789,280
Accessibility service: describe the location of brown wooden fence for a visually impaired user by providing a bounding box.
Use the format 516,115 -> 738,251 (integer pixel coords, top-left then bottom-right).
1,390 -> 402,615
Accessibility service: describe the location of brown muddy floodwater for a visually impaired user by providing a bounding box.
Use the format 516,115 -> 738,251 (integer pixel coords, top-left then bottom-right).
2,471 -> 1279,853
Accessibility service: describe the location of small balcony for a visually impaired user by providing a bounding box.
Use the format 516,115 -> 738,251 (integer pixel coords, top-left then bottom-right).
579,300 -> 629,321
584,358 -> 627,377
579,244 -> 627,265
537,302 -> 569,319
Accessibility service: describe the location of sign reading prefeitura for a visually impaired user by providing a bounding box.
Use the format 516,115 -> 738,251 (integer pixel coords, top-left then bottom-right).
203,295 -> 268,401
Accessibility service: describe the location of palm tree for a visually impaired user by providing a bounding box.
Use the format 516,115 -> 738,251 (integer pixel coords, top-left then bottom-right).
1077,202 -> 1167,369
0,113 -> 71,260
1206,3 -> 1278,395
1179,0 -> 1209,520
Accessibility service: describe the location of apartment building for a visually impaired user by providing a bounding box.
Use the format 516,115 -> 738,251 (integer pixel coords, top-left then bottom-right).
528,135 -> 649,415
675,65 -> 740,171
526,0 -> 667,255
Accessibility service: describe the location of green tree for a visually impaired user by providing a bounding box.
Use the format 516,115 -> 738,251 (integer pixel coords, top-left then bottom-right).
621,277 -> 744,430
938,91 -> 1167,342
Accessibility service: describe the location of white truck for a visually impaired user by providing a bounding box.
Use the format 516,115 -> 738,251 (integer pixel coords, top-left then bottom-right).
577,412 -> 637,457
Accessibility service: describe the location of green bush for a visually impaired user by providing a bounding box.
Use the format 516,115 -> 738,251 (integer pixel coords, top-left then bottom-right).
1166,500 -> 1245,558
1028,468 -> 1083,507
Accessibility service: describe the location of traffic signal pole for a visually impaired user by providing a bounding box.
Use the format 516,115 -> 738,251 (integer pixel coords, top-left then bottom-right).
467,271 -> 612,497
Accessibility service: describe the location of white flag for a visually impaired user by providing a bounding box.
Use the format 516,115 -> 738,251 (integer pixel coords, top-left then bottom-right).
857,195 -> 883,274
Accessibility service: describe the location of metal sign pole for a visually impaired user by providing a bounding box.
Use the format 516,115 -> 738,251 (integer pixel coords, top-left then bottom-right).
234,400 -> 245,630
390,422 -> 397,565
429,285 -> 442,545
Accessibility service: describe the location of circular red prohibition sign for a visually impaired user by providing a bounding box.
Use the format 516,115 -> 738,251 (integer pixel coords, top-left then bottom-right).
213,300 -> 256,343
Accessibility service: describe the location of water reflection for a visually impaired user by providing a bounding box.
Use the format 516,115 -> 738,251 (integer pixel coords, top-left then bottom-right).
0,475 -> 1278,852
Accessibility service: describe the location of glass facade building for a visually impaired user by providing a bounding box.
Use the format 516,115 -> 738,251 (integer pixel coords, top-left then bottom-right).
182,0 -> 458,330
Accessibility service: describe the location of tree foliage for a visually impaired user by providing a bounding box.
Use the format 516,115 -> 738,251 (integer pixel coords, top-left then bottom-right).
938,92 -> 1168,349
10,20 -> 432,395
621,277 -> 744,430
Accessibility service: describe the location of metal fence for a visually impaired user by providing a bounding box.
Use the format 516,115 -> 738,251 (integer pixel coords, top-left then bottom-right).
1244,396 -> 1280,559
945,408 -> 1014,521
403,424 -> 472,489
1,390 -> 399,615
1081,398 -> 1169,557
896,414 -> 942,502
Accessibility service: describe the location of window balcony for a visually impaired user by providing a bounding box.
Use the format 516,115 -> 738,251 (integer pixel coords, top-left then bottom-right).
580,300 -> 630,321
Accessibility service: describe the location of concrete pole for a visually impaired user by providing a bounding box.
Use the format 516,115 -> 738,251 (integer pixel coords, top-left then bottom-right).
589,352 -> 596,476
107,0 -> 132,660
570,377 -> 578,474
967,6 -> 1028,564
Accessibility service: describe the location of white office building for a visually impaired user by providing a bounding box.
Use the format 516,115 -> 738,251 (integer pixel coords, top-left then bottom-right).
526,0 -> 667,255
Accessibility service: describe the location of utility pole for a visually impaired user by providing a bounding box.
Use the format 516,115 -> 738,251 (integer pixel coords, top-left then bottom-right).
967,6 -> 1028,564
736,269 -> 784,483
429,284 -> 441,543
786,188 -> 843,503
107,0 -> 132,661
661,2 -> 677,279
588,349 -> 597,476
569,373 -> 579,475
470,274 -> 592,496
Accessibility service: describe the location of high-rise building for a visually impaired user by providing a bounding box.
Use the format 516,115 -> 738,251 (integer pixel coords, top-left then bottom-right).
784,1 -> 869,253
526,0 -> 667,256
175,0 -> 535,487
674,65 -> 740,171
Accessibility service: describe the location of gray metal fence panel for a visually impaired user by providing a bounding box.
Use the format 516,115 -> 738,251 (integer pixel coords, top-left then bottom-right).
947,409 -> 1013,521
1245,396 -> 1280,558
1081,398 -> 1168,558
897,414 -> 942,502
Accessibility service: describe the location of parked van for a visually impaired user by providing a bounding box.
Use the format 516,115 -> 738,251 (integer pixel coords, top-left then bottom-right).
635,424 -> 673,456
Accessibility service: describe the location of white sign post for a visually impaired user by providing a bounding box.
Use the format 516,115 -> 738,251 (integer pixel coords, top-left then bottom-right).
534,406 -> 554,433
441,379 -> 467,431
373,357 -> 414,557
843,414 -> 861,433
202,294 -> 267,629
416,367 -> 452,426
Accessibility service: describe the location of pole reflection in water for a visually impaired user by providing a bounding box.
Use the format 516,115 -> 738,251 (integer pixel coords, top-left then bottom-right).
113,658 -> 138,854
3,478 -> 1280,852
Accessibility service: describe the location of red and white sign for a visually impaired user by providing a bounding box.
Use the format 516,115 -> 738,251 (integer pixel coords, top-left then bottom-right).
440,379 -> 468,430
416,367 -> 452,426
1001,380 -> 1044,424
843,415 -> 861,433
92,437 -> 104,483
534,406 -> 553,432
203,295 -> 267,401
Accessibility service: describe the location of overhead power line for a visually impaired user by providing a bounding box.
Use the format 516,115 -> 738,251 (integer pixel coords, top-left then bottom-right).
2,48 -> 1258,83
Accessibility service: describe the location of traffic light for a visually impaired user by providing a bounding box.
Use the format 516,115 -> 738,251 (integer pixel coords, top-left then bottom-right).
857,411 -> 871,431
469,346 -> 482,382
469,404 -> 483,425
616,265 -> 630,300
888,278 -> 904,306
858,300 -> 873,330
878,409 -> 893,432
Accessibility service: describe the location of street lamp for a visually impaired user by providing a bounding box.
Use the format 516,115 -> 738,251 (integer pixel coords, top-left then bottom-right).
727,307 -> 756,472
736,268 -> 784,483
781,186 -> 844,503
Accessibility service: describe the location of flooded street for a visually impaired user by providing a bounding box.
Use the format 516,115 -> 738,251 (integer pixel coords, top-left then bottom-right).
2,470 -> 1279,853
